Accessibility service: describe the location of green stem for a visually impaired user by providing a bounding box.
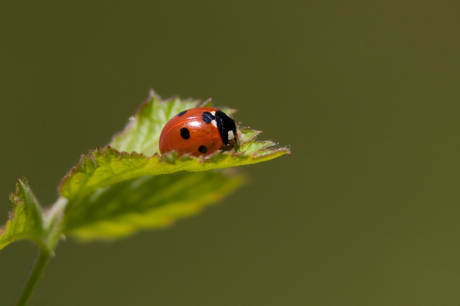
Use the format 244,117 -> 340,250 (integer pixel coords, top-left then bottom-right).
16,248 -> 51,306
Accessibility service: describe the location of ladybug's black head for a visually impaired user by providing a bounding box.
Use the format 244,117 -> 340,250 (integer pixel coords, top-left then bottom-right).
215,110 -> 238,150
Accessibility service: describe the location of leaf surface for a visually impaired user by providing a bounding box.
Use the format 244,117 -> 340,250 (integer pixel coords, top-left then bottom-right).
64,170 -> 245,240
0,178 -> 45,250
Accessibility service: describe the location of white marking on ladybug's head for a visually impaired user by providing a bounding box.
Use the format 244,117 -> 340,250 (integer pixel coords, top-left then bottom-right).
228,130 -> 235,140
211,111 -> 216,116
212,120 -> 217,128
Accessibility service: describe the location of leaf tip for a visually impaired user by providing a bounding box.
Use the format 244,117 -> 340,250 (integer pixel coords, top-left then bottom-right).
14,176 -> 29,192
284,145 -> 292,156
199,98 -> 213,107
148,88 -> 162,101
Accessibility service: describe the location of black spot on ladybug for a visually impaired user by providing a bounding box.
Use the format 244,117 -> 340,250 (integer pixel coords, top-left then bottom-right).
177,110 -> 187,117
198,145 -> 207,153
180,127 -> 190,139
202,112 -> 215,124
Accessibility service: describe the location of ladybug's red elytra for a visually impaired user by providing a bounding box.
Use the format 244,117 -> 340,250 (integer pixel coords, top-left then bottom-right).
159,107 -> 238,157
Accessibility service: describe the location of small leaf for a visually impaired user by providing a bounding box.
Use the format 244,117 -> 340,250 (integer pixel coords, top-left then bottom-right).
64,169 -> 245,241
0,178 -> 45,250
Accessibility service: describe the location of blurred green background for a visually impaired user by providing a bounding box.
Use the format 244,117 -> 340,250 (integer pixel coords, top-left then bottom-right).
1,1 -> 460,305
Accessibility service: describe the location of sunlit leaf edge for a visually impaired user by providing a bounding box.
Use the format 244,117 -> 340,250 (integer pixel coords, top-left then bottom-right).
59,127 -> 290,202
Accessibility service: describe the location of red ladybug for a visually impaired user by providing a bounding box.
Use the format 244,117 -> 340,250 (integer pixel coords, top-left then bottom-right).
159,107 -> 238,157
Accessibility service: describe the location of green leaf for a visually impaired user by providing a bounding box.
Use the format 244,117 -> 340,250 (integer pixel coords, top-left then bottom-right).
0,178 -> 45,251
56,90 -> 289,241
60,90 -> 290,203
64,169 -> 245,241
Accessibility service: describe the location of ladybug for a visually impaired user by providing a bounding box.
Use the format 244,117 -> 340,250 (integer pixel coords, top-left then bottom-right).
159,107 -> 238,157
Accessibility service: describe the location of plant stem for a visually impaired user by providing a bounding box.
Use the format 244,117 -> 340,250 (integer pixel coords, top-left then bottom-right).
16,248 -> 51,306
